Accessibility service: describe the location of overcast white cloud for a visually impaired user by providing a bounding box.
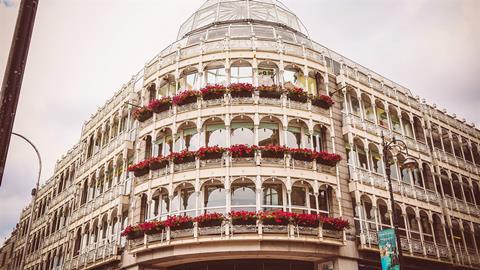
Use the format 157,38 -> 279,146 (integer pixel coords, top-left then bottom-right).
0,0 -> 479,244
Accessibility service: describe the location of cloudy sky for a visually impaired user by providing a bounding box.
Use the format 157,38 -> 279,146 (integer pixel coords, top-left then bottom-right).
0,0 -> 479,243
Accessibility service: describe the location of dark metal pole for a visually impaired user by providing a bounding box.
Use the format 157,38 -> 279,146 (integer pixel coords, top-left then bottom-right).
0,0 -> 39,186
382,134 -> 404,268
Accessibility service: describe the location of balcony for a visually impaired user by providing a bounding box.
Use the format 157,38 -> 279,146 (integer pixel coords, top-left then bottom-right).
64,242 -> 120,270
128,223 -> 345,255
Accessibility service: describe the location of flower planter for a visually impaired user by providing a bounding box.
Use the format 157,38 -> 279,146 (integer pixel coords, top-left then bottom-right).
126,231 -> 144,240
232,224 -> 257,234
136,111 -> 153,122
259,90 -> 282,99
298,226 -> 318,236
292,152 -> 315,162
151,104 -> 170,113
177,96 -> 198,106
230,90 -> 252,98
144,228 -> 164,235
170,228 -> 193,239
149,160 -> 169,170
133,168 -> 149,177
203,92 -> 225,100
173,156 -> 196,164
198,226 -> 222,236
311,95 -> 334,109
262,224 -> 288,234
232,219 -> 257,226
200,152 -> 223,160
288,94 -> 308,103
316,159 -> 338,167
262,150 -> 285,159
322,229 -> 342,239
198,219 -> 223,228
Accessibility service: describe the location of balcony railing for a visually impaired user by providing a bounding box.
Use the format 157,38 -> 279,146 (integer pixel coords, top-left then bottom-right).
64,242 -> 119,270
128,223 -> 345,254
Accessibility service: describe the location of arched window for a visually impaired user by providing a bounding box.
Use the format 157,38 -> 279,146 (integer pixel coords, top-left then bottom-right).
440,171 -> 452,197
432,214 -> 446,244
317,185 -> 332,216
204,118 -> 226,147
406,208 -> 419,239
231,179 -> 256,212
178,68 -> 198,92
413,117 -> 425,143
393,204 -> 406,236
463,177 -> 474,204
376,101 -> 388,128
140,194 -> 148,222
291,181 -> 314,214
175,122 -> 199,151
144,135 -> 152,159
353,138 -> 367,169
362,94 -> 375,122
257,61 -> 278,86
147,84 -> 156,102
152,188 -> 169,219
361,195 -> 375,230
368,143 -> 383,174
401,113 -> 413,138
231,60 -> 253,84
172,183 -> 195,216
420,211 -> 432,242
388,106 -> 401,133
451,174 -> 464,201
349,92 -> 361,116
258,117 -> 280,146
203,180 -> 225,214
230,116 -> 254,146
155,128 -> 173,156
286,120 -> 308,148
311,125 -> 327,152
398,155 -> 411,184
81,180 -> 88,205
262,180 -> 284,211
205,63 -> 227,85
377,199 -> 390,230
283,65 -> 305,89
159,75 -> 176,97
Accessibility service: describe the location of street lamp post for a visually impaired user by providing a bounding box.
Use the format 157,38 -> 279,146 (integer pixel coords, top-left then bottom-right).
382,133 -> 417,269
11,132 -> 42,270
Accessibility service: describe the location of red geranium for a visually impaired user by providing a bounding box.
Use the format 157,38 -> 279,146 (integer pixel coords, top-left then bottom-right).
286,87 -> 308,102
194,213 -> 225,227
316,151 -> 342,166
259,210 -> 294,226
121,224 -> 141,237
311,95 -> 335,109
229,211 -> 259,225
259,145 -> 288,158
132,107 -> 153,122
164,215 -> 194,231
149,156 -> 169,170
229,83 -> 254,93
147,97 -> 172,113
200,84 -> 226,100
228,144 -> 257,158
196,146 -> 226,160
294,213 -> 320,228
289,148 -> 317,161
169,150 -> 196,164
172,90 -> 200,106
127,160 -> 150,172
138,221 -> 165,234
320,216 -> 350,231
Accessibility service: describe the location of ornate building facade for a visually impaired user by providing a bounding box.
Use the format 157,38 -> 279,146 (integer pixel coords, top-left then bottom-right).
2,1 -> 480,270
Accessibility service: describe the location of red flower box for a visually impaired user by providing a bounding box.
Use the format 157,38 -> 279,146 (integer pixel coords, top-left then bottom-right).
196,146 -> 226,160
229,83 -> 254,98
147,97 -> 172,113
201,85 -> 226,100
194,213 -> 225,228
260,145 -> 287,159
229,211 -> 258,225
320,216 -> 350,231
121,225 -> 144,239
164,215 -> 194,231
128,160 -> 150,177
290,148 -> 317,161
286,87 -> 308,103
260,210 -> 293,226
257,85 -> 282,99
172,90 -> 200,106
149,156 -> 169,170
139,221 -> 165,235
311,95 -> 335,109
316,151 -> 342,166
228,144 -> 256,158
170,150 -> 196,164
294,213 -> 320,228
133,107 -> 153,122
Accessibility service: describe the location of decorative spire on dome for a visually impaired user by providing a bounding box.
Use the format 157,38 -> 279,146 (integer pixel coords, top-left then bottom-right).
177,0 -> 309,39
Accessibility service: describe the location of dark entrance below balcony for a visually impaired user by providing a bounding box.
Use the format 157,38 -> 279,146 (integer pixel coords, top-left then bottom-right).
167,259 -> 314,270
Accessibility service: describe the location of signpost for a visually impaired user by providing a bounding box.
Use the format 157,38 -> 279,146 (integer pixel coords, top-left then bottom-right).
378,228 -> 400,270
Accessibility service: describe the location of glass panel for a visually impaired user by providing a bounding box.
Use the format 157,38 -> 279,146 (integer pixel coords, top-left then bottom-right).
231,124 -> 254,145
262,184 -> 283,206
258,123 -> 279,146
231,183 -> 256,205
204,185 -> 225,208
231,66 -> 253,84
206,125 -> 227,147
206,67 -> 227,85
291,186 -> 306,207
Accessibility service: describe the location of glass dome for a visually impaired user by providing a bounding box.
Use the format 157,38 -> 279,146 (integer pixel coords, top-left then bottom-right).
178,0 -> 309,39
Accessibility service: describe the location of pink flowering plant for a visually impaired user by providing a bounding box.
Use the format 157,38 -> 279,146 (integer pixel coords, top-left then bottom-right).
311,95 -> 335,109
194,213 -> 225,228
196,146 -> 226,160
316,151 -> 342,166
228,144 -> 257,158
320,216 -> 350,231
172,90 -> 200,106
286,87 -> 308,102
164,215 -> 194,231
259,210 -> 294,226
229,211 -> 259,225
132,107 -> 153,122
200,85 -> 226,100
127,160 -> 150,177
147,97 -> 172,113
228,83 -> 254,98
